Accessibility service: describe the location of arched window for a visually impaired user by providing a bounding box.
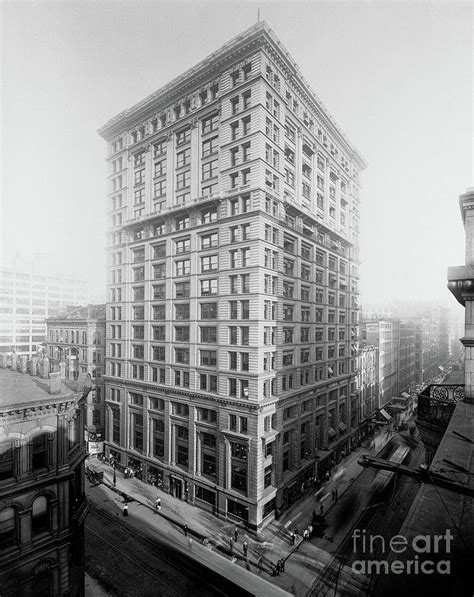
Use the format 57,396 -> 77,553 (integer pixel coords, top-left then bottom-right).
65,330 -> 69,343
70,330 -> 74,344
0,507 -> 17,548
82,332 -> 87,345
49,330 -> 53,342
93,332 -> 101,345
32,563 -> 52,597
55,330 -> 59,343
76,331 -> 79,344
1,575 -> 21,597
32,496 -> 49,534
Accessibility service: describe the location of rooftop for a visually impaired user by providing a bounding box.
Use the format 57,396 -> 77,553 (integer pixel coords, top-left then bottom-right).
46,304 -> 106,322
376,399 -> 474,595
98,21 -> 365,168
0,368 -> 77,409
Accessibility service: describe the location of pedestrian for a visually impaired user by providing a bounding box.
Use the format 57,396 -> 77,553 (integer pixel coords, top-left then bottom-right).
308,524 -> 313,537
274,561 -> 280,576
183,524 -> 188,537
154,497 -> 161,513
303,529 -> 308,540
294,527 -> 299,536
122,503 -> 128,517
188,536 -> 193,550
243,541 -> 248,557
290,531 -> 295,545
331,489 -> 335,501
234,527 -> 238,542
280,558 -> 285,573
229,537 -> 234,553
325,471 -> 330,481
320,503 -> 324,515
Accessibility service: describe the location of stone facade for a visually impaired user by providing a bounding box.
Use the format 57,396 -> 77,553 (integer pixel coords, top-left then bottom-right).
0,361 -> 88,596
99,22 -> 365,529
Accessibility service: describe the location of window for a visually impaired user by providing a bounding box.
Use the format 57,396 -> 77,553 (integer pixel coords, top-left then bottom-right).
175,326 -> 189,342
0,444 -> 14,481
175,259 -> 190,277
199,373 -> 218,392
152,325 -> 165,341
202,136 -> 218,160
132,344 -> 144,359
175,348 -> 189,364
177,148 -> 191,168
176,170 -> 190,189
0,507 -> 16,548
174,216 -> 189,232
200,326 -> 217,343
153,304 -> 165,320
201,255 -> 218,272
32,435 -> 47,469
32,496 -> 49,534
174,370 -> 190,388
202,160 -> 218,180
175,238 -> 190,254
201,232 -> 218,249
200,302 -> 217,319
201,208 -> 217,223
175,303 -> 190,320
200,278 -> 217,296
176,128 -> 191,145
200,350 -> 217,367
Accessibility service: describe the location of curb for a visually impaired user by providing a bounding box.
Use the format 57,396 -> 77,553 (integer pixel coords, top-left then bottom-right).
97,475 -> 278,576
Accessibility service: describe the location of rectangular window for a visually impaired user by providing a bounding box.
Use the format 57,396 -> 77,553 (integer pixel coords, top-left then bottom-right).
200,278 -> 217,296
200,302 -> 217,319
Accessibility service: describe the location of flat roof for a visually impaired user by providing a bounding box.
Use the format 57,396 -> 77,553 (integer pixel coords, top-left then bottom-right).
0,368 -> 76,409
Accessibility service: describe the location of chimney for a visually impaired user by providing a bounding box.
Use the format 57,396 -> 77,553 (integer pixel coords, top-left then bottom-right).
38,357 -> 50,379
18,355 -> 28,373
59,362 -> 66,380
29,357 -> 38,376
49,371 -> 62,394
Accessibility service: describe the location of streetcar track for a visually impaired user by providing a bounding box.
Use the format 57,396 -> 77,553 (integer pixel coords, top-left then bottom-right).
87,501 -> 250,597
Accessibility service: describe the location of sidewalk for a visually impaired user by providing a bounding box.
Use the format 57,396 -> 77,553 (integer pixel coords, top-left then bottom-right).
86,428 -> 393,596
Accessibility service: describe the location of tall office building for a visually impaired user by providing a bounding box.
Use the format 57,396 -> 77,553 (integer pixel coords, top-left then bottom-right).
0,269 -> 88,357
99,22 -> 365,529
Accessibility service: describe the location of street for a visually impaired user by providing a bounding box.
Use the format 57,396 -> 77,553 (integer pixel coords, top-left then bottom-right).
85,483 -> 252,597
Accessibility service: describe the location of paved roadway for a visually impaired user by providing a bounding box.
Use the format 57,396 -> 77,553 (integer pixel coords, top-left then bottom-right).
85,485 -> 252,597
307,430 -> 426,596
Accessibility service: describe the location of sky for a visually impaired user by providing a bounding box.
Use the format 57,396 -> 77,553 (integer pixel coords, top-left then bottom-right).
1,0 -> 473,305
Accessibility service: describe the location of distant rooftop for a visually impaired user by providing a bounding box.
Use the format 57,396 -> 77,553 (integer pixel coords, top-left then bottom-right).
46,304 -> 106,321
0,368 -> 77,408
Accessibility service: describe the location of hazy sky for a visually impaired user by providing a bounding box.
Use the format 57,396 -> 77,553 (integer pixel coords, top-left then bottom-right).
1,1 -> 472,304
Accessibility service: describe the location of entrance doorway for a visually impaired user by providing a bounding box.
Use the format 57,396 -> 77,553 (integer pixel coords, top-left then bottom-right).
172,479 -> 183,500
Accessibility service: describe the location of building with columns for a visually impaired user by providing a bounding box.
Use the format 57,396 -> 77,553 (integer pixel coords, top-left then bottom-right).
98,21 -> 365,529
0,355 -> 89,596
45,305 -> 106,455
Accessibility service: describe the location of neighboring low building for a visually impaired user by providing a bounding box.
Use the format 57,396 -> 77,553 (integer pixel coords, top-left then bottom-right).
0,355 -> 89,596
45,305 -> 106,455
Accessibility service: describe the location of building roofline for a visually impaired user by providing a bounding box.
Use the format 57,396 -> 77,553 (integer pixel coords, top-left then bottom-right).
98,21 -> 366,169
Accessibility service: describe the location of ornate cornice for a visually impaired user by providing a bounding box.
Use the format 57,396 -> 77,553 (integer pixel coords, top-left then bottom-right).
98,21 -> 365,170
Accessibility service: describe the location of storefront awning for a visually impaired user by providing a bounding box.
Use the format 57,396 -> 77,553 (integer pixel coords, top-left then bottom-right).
379,408 -> 392,421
